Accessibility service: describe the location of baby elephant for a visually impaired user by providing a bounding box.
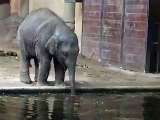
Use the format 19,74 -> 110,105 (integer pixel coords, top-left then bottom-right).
18,8 -> 79,94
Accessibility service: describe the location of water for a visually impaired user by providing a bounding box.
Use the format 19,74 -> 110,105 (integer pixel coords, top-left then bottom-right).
0,93 -> 159,120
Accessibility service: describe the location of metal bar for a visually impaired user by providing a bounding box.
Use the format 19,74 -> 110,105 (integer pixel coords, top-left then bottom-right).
156,25 -> 160,72
120,0 -> 126,68
145,0 -> 152,73
80,0 -> 85,55
98,0 -> 105,63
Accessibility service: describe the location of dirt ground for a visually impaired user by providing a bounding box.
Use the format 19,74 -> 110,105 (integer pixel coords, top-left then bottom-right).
1,55 -> 160,89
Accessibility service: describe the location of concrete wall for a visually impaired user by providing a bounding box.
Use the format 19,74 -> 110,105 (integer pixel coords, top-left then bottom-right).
29,0 -> 75,23
29,0 -> 63,18
75,3 -> 82,52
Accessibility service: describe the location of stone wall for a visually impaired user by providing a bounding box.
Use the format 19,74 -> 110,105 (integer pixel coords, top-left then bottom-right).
82,0 -> 148,72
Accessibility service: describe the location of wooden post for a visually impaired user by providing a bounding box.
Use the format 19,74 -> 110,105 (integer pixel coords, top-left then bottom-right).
19,0 -> 29,18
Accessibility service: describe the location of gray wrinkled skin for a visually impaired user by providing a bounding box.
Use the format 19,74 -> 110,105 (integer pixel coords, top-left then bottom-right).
18,8 -> 79,94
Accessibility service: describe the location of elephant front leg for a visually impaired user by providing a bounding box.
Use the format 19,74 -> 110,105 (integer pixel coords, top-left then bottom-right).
36,58 -> 51,86
34,58 -> 39,82
54,58 -> 66,87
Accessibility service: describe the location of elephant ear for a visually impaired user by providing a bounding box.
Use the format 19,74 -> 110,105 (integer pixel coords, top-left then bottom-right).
45,25 -> 60,55
45,35 -> 57,54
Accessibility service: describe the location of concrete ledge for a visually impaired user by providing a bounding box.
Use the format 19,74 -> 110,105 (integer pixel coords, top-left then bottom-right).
1,86 -> 160,94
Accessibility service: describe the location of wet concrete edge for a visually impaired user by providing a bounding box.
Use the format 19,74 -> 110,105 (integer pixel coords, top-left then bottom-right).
1,86 -> 160,94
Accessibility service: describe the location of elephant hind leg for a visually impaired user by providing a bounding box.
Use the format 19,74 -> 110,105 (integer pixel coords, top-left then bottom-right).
18,37 -> 32,84
19,51 -> 32,84
53,58 -> 66,86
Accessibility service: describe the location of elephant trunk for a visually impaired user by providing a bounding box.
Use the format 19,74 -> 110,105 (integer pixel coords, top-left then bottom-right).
67,63 -> 76,94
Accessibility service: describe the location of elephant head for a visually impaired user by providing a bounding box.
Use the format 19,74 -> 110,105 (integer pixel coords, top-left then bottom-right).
45,25 -> 79,94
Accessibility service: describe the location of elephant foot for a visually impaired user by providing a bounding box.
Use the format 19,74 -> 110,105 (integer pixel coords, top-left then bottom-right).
20,71 -> 32,84
55,81 -> 65,87
20,78 -> 32,84
36,81 -> 49,86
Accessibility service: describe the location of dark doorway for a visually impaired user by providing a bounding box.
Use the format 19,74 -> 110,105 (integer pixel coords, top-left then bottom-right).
146,0 -> 160,73
0,0 -> 10,4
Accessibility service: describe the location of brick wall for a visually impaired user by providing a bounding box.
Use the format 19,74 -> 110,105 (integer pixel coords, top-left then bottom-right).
101,0 -> 123,67
82,0 -> 101,60
123,0 -> 148,71
82,0 -> 148,72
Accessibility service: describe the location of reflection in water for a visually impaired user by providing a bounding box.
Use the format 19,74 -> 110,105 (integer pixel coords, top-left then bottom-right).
0,94 -> 79,120
51,95 -> 64,120
0,93 -> 159,120
143,95 -> 160,120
